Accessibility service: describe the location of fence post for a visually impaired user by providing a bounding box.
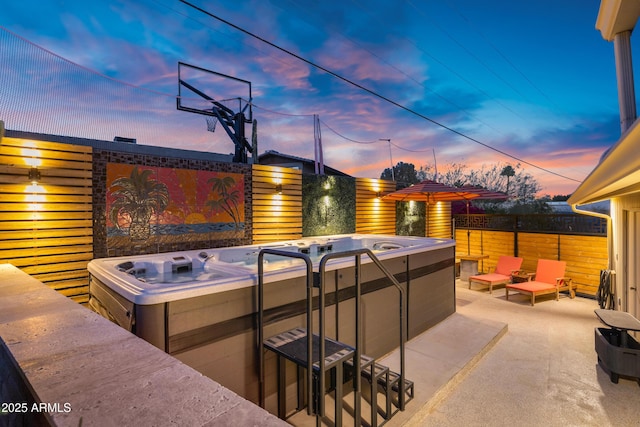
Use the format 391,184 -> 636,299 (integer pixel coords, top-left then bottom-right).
513,215 -> 519,257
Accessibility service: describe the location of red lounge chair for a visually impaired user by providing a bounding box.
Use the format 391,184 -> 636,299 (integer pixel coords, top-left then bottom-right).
505,259 -> 576,306
468,256 -> 523,294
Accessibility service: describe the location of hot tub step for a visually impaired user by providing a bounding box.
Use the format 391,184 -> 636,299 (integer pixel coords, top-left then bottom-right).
264,327 -> 355,370
264,327 -> 357,422
344,357 -> 389,427
375,368 -> 414,420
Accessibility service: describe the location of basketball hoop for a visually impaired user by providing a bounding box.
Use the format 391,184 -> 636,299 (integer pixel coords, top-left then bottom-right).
206,116 -> 218,133
177,62 -> 253,162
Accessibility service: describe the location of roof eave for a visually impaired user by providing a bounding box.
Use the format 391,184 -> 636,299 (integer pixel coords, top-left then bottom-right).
596,0 -> 640,41
568,118 -> 640,205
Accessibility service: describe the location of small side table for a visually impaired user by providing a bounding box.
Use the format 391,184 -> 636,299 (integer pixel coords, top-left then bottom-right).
511,271 -> 534,284
594,309 -> 640,384
458,255 -> 489,281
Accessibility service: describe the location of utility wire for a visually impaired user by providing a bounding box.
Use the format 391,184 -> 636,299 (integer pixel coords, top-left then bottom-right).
282,0 -> 509,139
178,0 -> 581,183
320,120 -> 380,144
405,0 -> 534,104
251,102 -> 314,117
349,0 -> 530,124
444,0 -> 559,108
321,120 -> 437,153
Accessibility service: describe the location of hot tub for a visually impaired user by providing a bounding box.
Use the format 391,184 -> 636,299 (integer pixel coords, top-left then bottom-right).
88,234 -> 456,407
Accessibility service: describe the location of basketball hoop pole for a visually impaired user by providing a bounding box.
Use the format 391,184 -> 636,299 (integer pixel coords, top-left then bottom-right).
177,61 -> 253,163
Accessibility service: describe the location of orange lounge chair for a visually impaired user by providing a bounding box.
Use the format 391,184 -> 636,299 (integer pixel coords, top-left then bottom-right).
505,259 -> 576,306
468,256 -> 523,294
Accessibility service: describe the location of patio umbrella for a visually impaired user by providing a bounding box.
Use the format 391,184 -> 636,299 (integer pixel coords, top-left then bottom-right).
382,180 -> 481,237
457,185 -> 509,254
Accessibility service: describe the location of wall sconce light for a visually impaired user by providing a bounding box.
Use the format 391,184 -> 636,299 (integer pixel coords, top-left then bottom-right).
275,183 -> 282,194
28,167 -> 41,184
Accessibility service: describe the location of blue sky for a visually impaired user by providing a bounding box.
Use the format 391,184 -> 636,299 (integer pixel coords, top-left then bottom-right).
0,0 -> 630,195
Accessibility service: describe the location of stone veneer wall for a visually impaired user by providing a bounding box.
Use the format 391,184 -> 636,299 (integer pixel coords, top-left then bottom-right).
92,148 -> 253,258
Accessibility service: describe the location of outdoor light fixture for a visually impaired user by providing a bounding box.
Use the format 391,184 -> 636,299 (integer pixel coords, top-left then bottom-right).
373,186 -> 382,198
28,167 -> 41,184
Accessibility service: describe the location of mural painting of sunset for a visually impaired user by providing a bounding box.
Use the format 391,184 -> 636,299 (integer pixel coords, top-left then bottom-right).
106,164 -> 245,246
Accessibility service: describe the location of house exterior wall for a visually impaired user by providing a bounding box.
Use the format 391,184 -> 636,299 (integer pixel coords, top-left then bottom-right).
610,193 -> 640,315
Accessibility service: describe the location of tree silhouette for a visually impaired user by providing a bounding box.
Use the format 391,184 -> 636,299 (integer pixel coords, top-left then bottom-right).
380,161 -> 419,188
500,165 -> 516,195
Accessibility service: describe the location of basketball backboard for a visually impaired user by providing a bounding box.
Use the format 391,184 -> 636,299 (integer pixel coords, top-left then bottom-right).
177,62 -> 252,123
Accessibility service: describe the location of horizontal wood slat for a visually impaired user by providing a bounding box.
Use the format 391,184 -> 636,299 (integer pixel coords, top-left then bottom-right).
0,228 -> 93,240
0,219 -> 93,230
252,164 -> 303,244
0,211 -> 92,221
0,137 -> 92,302
0,137 -> 92,153
0,245 -> 93,259
355,178 -> 396,235
0,236 -> 92,250
0,183 -> 92,194
0,194 -> 92,203
0,144 -> 92,162
21,261 -> 90,276
0,203 -> 92,212
0,165 -> 92,179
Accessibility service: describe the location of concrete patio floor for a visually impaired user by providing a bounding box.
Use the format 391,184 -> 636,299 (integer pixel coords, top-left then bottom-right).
406,280 -> 640,426
284,279 -> 640,427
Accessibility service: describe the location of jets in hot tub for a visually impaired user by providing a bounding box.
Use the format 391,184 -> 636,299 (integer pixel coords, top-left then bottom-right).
112,252 -> 255,284
372,241 -> 406,251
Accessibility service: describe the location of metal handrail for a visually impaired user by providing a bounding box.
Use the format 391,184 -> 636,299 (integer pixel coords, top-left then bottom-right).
257,249 -> 314,415
319,248 -> 407,412
257,247 -> 408,422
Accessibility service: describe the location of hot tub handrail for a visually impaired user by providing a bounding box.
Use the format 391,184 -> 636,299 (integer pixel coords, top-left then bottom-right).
318,248 -> 407,412
257,247 -> 408,421
257,249 -> 314,416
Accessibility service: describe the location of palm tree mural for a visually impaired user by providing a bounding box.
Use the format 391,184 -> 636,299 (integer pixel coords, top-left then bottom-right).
108,167 -> 170,240
206,176 -> 242,230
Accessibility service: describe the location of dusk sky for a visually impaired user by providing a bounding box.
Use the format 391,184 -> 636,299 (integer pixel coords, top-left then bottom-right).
0,0 -> 632,195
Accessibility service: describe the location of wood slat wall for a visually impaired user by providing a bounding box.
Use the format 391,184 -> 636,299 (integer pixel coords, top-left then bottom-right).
427,202 -> 452,238
355,178 -> 396,234
454,229 -> 607,296
455,229 -> 515,270
252,164 -> 302,243
0,136 -> 93,303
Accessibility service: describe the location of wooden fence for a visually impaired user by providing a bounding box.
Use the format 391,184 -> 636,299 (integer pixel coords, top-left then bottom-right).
252,164 -> 303,243
454,228 -> 608,296
0,137 -> 93,303
355,178 -> 396,234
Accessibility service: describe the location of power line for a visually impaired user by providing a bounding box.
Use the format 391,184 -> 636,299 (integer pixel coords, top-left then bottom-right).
251,102 -> 314,118
282,0 -> 511,140
319,120 -> 379,144
443,0 -> 559,108
177,0 -> 581,183
405,0 -> 534,104
348,0 -> 531,124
